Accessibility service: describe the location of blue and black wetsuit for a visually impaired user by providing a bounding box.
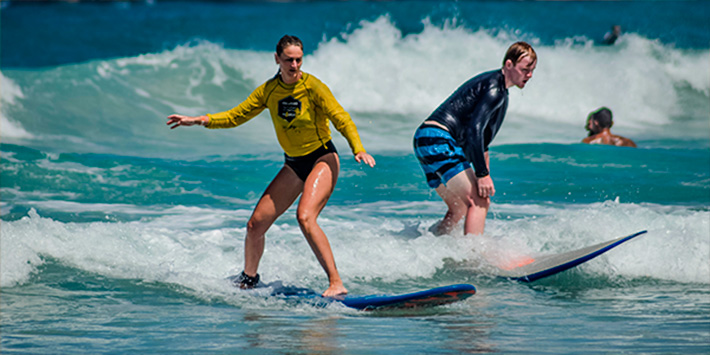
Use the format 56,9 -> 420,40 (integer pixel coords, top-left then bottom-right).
414,69 -> 508,187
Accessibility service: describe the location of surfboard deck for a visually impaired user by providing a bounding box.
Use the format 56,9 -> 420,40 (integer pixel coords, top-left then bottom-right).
230,280 -> 476,311
496,230 -> 647,282
335,284 -> 476,310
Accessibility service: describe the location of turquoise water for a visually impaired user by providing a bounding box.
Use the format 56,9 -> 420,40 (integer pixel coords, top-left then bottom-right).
2,1 -> 709,354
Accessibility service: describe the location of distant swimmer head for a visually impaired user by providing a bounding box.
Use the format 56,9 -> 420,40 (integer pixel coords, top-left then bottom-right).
502,41 -> 537,89
586,107 -> 613,134
612,25 -> 622,36
590,107 -> 613,128
603,25 -> 622,45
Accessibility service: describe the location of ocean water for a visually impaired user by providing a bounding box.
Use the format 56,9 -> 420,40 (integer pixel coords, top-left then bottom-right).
1,1 -> 709,354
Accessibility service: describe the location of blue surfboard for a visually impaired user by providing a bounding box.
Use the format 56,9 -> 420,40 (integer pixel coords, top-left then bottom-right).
230,280 -> 476,311
496,230 -> 648,282
335,284 -> 476,310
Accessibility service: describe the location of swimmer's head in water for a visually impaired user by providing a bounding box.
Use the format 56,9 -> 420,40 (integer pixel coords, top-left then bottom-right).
589,107 -> 613,128
586,107 -> 613,135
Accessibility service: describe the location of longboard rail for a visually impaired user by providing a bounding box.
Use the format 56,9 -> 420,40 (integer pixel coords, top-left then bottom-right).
497,230 -> 648,282
231,280 -> 477,311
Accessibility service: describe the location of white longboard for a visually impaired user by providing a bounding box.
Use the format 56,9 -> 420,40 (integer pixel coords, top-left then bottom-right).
496,230 -> 648,282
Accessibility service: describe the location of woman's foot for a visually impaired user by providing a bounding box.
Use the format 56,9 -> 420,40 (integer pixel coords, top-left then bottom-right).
322,284 -> 348,297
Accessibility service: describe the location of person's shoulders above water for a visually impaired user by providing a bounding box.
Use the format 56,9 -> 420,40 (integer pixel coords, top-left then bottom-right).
582,133 -> 637,148
614,135 -> 637,148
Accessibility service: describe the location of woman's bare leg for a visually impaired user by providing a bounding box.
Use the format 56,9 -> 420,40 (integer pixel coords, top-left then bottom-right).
296,152 -> 346,297
243,166 -> 303,277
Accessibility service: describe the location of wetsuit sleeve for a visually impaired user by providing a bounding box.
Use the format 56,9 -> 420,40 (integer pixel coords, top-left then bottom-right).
462,87 -> 505,177
313,81 -> 366,155
205,83 -> 267,129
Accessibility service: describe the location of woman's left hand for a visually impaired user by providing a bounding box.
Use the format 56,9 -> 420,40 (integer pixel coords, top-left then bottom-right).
354,152 -> 376,168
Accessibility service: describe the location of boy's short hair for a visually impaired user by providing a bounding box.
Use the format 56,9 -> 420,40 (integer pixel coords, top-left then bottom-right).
503,42 -> 537,66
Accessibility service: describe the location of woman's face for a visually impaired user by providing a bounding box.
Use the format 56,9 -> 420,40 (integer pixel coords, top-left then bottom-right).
275,45 -> 303,84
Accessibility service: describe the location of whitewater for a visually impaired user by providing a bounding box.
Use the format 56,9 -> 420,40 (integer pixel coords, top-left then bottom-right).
2,1 -> 708,354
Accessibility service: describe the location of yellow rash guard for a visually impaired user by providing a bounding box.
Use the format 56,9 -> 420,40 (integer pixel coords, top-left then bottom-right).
205,72 -> 366,158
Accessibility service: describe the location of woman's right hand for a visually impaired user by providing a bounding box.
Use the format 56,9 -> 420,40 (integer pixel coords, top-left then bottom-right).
166,114 -> 208,129
354,151 -> 376,168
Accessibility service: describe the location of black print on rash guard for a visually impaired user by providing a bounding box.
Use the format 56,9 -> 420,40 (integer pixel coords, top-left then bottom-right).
278,96 -> 301,123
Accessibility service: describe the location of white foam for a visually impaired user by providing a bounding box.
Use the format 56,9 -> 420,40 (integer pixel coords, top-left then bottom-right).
244,17 -> 706,146
487,200 -> 710,284
2,200 -> 707,291
306,17 -> 709,134
0,208 -> 243,289
1,71 -> 24,105
0,116 -> 33,140
0,71 -> 33,139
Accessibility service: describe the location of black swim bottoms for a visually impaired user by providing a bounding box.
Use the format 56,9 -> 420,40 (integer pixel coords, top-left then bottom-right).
284,140 -> 338,181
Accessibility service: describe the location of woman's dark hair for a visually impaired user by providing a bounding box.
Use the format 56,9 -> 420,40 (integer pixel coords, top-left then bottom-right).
276,35 -> 303,56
